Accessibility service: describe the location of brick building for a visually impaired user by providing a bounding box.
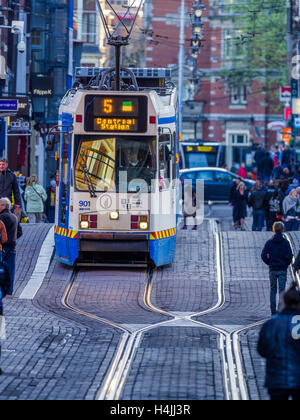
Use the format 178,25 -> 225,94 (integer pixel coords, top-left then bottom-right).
0,0 -> 31,174
145,0 -> 284,168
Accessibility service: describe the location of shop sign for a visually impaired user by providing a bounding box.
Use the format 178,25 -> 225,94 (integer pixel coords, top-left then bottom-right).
31,74 -> 54,97
0,99 -> 18,112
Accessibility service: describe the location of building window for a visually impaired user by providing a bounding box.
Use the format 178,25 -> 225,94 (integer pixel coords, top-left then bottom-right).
228,133 -> 250,146
224,29 -> 245,59
74,0 -> 97,44
82,12 -> 97,44
31,30 -> 42,46
218,0 -> 234,15
230,85 -> 247,105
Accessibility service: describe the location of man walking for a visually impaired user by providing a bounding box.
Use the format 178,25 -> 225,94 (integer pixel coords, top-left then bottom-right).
248,182 -> 268,231
0,158 -> 21,209
0,198 -> 18,295
261,221 -> 293,315
257,283 -> 300,400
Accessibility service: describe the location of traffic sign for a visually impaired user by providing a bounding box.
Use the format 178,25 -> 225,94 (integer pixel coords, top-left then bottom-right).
0,99 -> 18,112
280,86 -> 291,102
294,117 -> 300,128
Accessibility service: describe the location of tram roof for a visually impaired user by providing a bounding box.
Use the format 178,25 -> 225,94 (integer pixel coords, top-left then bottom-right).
74,67 -> 174,95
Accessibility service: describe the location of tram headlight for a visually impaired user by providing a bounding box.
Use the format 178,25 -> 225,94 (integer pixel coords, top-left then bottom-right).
110,211 -> 119,220
80,221 -> 89,229
139,222 -> 148,230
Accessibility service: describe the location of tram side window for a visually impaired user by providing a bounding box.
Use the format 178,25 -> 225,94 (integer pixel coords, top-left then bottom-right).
60,132 -> 69,225
172,132 -> 177,180
159,143 -> 171,180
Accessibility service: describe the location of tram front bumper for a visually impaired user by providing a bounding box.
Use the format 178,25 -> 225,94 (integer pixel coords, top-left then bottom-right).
79,232 -> 148,252
77,232 -> 149,267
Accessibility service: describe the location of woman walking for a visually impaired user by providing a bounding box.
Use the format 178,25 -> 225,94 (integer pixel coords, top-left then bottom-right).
24,175 -> 47,224
282,189 -> 300,232
232,182 -> 248,230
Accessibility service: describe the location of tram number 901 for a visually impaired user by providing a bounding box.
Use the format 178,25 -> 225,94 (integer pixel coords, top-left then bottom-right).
79,201 -> 91,208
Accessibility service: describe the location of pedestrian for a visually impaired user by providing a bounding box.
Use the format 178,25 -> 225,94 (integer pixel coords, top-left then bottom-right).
232,182 -> 248,230
237,163 -> 247,179
285,178 -> 299,196
45,177 -> 56,223
248,182 -> 268,231
282,167 -> 290,179
24,175 -> 47,223
257,283 -> 300,400
261,221 -> 293,315
282,189 -> 300,232
0,198 -> 18,295
272,161 -> 284,180
229,177 -> 241,227
282,145 -> 292,168
0,221 -> 9,376
0,158 -> 21,210
266,182 -> 281,231
249,168 -> 258,181
262,152 -> 274,182
254,146 -> 265,179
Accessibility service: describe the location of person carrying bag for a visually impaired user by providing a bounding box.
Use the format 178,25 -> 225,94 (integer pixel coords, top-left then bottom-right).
24,175 -> 47,224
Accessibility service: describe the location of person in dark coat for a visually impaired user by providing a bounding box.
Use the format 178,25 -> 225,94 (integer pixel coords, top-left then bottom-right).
0,158 -> 21,208
257,283 -> 300,400
282,146 -> 291,168
262,152 -> 274,182
0,198 -> 18,295
266,189 -> 281,231
261,221 -> 293,315
229,177 -> 241,227
254,146 -> 265,179
248,182 -> 268,231
232,182 -> 248,230
272,161 -> 284,180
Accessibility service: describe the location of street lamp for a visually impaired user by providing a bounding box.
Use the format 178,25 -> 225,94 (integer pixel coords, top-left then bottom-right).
0,21 -> 26,53
193,2 -> 205,18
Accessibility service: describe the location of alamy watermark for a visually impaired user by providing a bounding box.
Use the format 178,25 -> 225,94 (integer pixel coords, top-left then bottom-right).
95,176 -> 205,225
0,315 -> 6,341
292,315 -> 300,340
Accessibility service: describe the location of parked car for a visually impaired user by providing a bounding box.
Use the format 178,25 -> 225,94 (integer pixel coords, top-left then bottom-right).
179,167 -> 255,203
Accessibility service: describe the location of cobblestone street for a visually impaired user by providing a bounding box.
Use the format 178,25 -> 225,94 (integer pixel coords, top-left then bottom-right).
0,216 -> 298,400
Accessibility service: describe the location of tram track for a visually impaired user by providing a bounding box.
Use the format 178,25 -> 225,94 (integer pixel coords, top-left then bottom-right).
60,219 -> 273,401
62,268 -> 174,400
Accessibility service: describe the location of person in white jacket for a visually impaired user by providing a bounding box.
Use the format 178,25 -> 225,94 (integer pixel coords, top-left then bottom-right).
24,175 -> 47,223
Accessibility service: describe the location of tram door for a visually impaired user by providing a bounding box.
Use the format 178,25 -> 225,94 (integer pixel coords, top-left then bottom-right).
59,131 -> 71,229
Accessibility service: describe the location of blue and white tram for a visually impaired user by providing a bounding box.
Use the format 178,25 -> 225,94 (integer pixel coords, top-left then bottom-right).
54,68 -> 179,267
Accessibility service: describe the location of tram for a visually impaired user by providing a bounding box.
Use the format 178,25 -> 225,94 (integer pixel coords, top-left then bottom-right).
54,67 -> 179,267
181,141 -> 225,169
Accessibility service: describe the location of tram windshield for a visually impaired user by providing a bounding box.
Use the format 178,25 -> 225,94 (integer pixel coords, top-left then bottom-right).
74,136 -> 156,193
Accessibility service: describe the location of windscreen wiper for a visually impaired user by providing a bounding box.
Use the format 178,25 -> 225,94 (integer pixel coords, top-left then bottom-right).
78,152 -> 97,198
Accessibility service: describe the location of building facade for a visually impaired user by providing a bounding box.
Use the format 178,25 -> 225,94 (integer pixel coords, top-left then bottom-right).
0,0 -> 31,175
145,0 -> 284,168
73,0 -> 102,67
30,0 -> 72,185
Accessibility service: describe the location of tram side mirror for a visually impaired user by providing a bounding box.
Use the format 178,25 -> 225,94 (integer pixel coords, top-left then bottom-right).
159,134 -> 171,143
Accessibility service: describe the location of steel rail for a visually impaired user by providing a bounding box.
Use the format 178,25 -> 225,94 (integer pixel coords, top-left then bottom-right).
187,219 -> 249,401
61,219 -> 262,401
61,268 -> 176,400
142,219 -> 250,400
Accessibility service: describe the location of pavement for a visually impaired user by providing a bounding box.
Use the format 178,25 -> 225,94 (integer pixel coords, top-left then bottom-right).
0,212 -> 298,400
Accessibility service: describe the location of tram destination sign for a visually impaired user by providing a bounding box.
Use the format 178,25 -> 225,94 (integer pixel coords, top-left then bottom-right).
85,95 -> 148,133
